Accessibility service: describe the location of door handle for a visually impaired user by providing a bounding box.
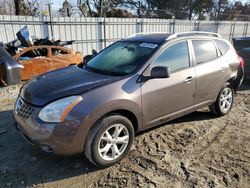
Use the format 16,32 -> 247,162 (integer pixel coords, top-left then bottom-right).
184,76 -> 193,83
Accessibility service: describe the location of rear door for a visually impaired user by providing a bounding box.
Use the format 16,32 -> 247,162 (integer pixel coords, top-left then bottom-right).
191,39 -> 228,105
141,40 -> 196,127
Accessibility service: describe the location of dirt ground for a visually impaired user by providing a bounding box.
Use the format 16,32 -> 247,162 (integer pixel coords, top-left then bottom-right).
0,82 -> 250,188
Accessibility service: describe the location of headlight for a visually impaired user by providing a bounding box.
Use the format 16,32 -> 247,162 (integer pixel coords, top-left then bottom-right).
38,96 -> 82,123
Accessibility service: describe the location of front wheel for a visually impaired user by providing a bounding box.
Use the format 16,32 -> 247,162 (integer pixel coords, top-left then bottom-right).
84,114 -> 134,167
209,84 -> 234,116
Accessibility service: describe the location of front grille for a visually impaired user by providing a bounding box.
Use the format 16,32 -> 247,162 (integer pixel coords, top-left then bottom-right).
15,97 -> 34,119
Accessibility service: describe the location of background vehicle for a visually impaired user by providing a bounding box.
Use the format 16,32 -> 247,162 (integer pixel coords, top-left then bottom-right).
233,37 -> 250,80
12,45 -> 83,81
14,32 -> 244,167
0,46 -> 23,85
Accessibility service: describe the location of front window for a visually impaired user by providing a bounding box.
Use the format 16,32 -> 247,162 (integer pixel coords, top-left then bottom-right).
152,41 -> 190,72
85,41 -> 158,76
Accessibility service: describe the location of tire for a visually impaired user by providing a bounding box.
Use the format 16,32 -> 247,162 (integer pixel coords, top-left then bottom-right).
84,114 -> 134,167
209,84 -> 234,116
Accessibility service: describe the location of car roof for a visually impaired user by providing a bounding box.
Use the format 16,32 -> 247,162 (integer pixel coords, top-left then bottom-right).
122,33 -> 171,44
122,32 -> 222,45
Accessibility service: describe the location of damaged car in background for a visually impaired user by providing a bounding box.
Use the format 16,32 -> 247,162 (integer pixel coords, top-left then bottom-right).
0,26 -> 83,86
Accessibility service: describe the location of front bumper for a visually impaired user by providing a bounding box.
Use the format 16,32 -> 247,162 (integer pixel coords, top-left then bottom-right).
13,97 -> 84,155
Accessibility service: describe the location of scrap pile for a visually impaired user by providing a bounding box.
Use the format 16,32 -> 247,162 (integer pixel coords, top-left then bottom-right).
0,26 -> 83,86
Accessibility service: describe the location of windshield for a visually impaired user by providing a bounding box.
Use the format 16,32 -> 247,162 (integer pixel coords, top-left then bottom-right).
85,41 -> 158,76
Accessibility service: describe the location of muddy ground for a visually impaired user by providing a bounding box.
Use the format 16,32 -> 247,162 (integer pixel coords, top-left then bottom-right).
0,82 -> 250,188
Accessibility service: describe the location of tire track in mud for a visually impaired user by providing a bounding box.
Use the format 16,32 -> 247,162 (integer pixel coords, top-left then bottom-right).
1,85 -> 250,188
96,94 -> 250,188
181,96 -> 250,187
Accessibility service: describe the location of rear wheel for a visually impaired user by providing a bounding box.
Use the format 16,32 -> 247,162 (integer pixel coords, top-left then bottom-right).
209,84 -> 234,116
84,114 -> 134,167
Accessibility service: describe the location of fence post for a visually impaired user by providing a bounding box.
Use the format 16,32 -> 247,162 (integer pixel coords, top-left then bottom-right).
215,21 -> 219,33
103,17 -> 107,48
97,17 -> 104,51
136,18 -> 140,33
243,22 -> 248,37
42,16 -> 50,38
140,18 -> 143,33
194,20 -> 200,31
169,18 -> 175,33
47,3 -> 54,39
229,20 -> 236,41
246,22 -> 249,36
172,17 -> 176,33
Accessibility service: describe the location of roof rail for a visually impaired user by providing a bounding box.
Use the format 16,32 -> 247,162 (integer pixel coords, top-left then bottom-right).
128,32 -> 170,38
167,31 -> 221,40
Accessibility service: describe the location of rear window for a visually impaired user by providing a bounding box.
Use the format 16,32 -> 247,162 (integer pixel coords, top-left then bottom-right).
192,40 -> 218,64
214,39 -> 230,55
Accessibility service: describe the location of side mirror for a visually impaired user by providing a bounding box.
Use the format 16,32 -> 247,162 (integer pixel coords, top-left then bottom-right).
84,54 -> 93,63
92,49 -> 97,55
84,49 -> 98,63
150,66 -> 170,79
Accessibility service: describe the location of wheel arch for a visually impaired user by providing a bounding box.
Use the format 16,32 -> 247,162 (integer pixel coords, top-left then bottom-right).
227,67 -> 244,91
103,109 -> 139,133
83,108 -> 140,165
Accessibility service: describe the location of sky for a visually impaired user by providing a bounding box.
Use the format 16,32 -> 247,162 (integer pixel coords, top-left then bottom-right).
1,0 -> 249,16
48,0 -> 250,11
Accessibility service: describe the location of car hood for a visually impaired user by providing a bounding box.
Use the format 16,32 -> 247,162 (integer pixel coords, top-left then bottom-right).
20,65 -> 120,106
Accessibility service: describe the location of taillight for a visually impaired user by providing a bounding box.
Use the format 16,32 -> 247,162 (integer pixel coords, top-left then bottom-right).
238,56 -> 244,68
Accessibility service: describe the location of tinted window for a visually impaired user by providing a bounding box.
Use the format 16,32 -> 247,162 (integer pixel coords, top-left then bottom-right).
192,40 -> 217,64
85,41 -> 157,76
153,41 -> 190,72
214,39 -> 230,55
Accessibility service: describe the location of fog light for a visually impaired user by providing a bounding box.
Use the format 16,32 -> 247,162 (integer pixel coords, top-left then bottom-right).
40,145 -> 53,153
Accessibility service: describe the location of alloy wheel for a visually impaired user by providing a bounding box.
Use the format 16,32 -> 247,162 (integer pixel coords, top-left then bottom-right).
219,87 -> 233,113
98,124 -> 129,161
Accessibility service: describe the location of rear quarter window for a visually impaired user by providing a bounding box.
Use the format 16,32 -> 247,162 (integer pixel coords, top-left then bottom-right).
214,39 -> 230,55
192,40 -> 218,64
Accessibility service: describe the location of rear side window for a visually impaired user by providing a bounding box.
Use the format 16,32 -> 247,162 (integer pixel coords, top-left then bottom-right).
192,40 -> 218,64
153,41 -> 190,72
214,39 -> 230,55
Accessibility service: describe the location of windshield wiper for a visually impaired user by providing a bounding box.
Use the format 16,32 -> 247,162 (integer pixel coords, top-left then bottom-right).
84,65 -> 111,76
84,66 -> 125,77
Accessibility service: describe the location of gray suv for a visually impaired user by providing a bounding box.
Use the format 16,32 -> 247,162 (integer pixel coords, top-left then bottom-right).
14,32 -> 244,167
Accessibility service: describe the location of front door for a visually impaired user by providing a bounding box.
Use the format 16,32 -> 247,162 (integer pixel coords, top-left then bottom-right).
141,40 -> 196,127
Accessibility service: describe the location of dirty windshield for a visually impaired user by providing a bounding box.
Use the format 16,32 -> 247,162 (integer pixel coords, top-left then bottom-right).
85,41 -> 158,76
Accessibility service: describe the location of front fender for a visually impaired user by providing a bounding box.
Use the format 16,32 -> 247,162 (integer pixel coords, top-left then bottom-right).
66,77 -> 142,154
